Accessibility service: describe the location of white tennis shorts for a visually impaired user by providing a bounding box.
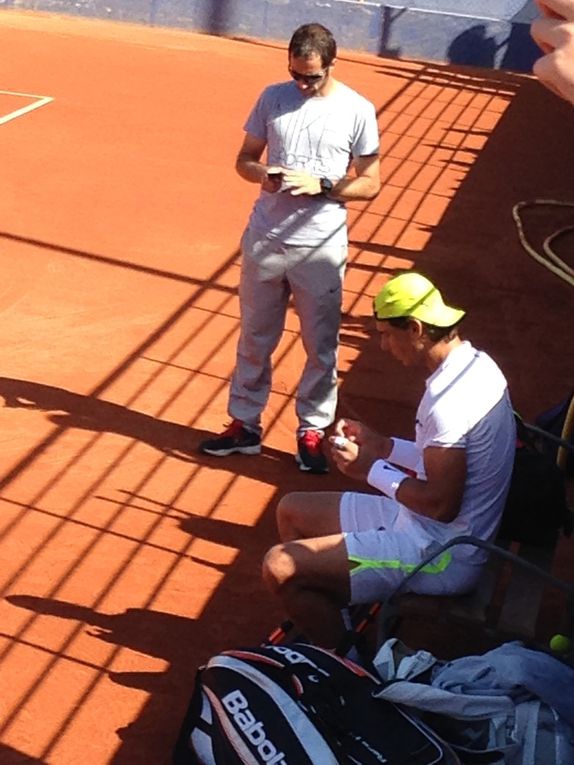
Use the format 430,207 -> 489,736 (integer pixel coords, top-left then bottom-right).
340,491 -> 483,604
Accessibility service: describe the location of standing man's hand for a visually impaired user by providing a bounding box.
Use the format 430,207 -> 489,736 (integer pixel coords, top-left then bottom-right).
531,0 -> 574,105
281,169 -> 323,196
261,166 -> 286,193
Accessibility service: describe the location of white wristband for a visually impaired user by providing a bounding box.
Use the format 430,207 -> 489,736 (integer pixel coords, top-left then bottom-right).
388,437 -> 420,472
367,459 -> 409,500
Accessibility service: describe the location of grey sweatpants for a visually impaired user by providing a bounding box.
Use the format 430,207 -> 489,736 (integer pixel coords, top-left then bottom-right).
229,226 -> 347,435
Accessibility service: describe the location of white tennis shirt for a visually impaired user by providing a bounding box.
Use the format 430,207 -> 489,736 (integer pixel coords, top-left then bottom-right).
397,341 -> 516,562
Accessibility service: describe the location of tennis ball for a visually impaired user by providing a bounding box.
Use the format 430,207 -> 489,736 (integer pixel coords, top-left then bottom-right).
549,634 -> 571,654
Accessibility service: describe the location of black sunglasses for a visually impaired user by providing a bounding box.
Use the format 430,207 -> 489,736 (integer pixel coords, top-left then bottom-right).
288,67 -> 326,85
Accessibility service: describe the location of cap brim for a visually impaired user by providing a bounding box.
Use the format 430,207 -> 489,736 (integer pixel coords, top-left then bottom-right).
413,305 -> 465,327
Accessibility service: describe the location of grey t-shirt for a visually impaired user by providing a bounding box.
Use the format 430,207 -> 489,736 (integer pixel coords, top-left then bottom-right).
244,80 -> 380,246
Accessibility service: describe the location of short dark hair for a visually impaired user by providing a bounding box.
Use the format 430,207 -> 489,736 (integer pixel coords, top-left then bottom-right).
288,23 -> 337,68
387,316 -> 462,342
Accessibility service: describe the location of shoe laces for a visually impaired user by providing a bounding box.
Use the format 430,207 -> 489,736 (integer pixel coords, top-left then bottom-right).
223,419 -> 245,437
299,430 -> 323,454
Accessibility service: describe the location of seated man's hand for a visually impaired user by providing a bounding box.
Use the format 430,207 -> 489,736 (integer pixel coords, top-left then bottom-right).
329,433 -> 378,482
335,418 -> 392,457
334,417 -> 377,445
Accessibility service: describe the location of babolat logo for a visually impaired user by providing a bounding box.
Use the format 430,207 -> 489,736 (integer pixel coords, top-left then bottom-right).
268,646 -> 330,677
222,690 -> 287,764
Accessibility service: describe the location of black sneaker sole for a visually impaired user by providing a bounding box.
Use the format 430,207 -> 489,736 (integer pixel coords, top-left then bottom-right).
201,444 -> 262,456
295,453 -> 329,474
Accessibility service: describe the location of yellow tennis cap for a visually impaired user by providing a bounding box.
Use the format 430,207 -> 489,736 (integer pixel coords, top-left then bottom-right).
373,273 -> 465,327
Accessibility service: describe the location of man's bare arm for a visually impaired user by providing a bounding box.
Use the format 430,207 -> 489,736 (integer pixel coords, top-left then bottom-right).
236,133 -> 285,192
329,154 -> 381,202
394,446 -> 467,523
334,438 -> 466,523
281,154 -> 381,201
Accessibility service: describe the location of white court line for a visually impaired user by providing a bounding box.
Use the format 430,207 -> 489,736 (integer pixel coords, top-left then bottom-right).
0,90 -> 53,125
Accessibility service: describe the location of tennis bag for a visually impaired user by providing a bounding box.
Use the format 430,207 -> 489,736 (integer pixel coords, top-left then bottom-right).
172,642 -> 460,764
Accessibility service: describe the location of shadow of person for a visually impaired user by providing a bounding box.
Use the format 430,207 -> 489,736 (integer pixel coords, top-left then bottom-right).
0,376 -> 365,485
500,21 -> 544,72
446,19 -> 541,74
6,589 -> 277,764
0,376 -> 197,459
447,25 -> 497,68
7,594 -> 198,663
0,377 -> 295,472
6,595 -> 200,759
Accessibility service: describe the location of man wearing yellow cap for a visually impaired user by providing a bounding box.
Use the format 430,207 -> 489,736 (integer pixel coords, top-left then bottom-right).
262,272 -> 516,648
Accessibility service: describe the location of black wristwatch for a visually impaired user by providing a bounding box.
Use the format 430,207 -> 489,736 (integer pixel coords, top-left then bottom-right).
319,177 -> 334,196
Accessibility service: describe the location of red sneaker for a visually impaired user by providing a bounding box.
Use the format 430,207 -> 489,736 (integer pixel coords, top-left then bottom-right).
296,430 -> 328,474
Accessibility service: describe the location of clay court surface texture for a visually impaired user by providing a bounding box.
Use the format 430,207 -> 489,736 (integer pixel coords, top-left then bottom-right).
0,10 -> 573,764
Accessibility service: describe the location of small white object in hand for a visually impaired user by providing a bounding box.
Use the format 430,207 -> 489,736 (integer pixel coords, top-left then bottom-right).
332,436 -> 348,450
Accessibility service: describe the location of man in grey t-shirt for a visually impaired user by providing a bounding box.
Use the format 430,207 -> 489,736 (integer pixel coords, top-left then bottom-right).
199,23 -> 381,473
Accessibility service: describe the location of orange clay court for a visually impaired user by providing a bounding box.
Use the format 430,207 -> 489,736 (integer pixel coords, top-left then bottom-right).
0,10 -> 573,765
